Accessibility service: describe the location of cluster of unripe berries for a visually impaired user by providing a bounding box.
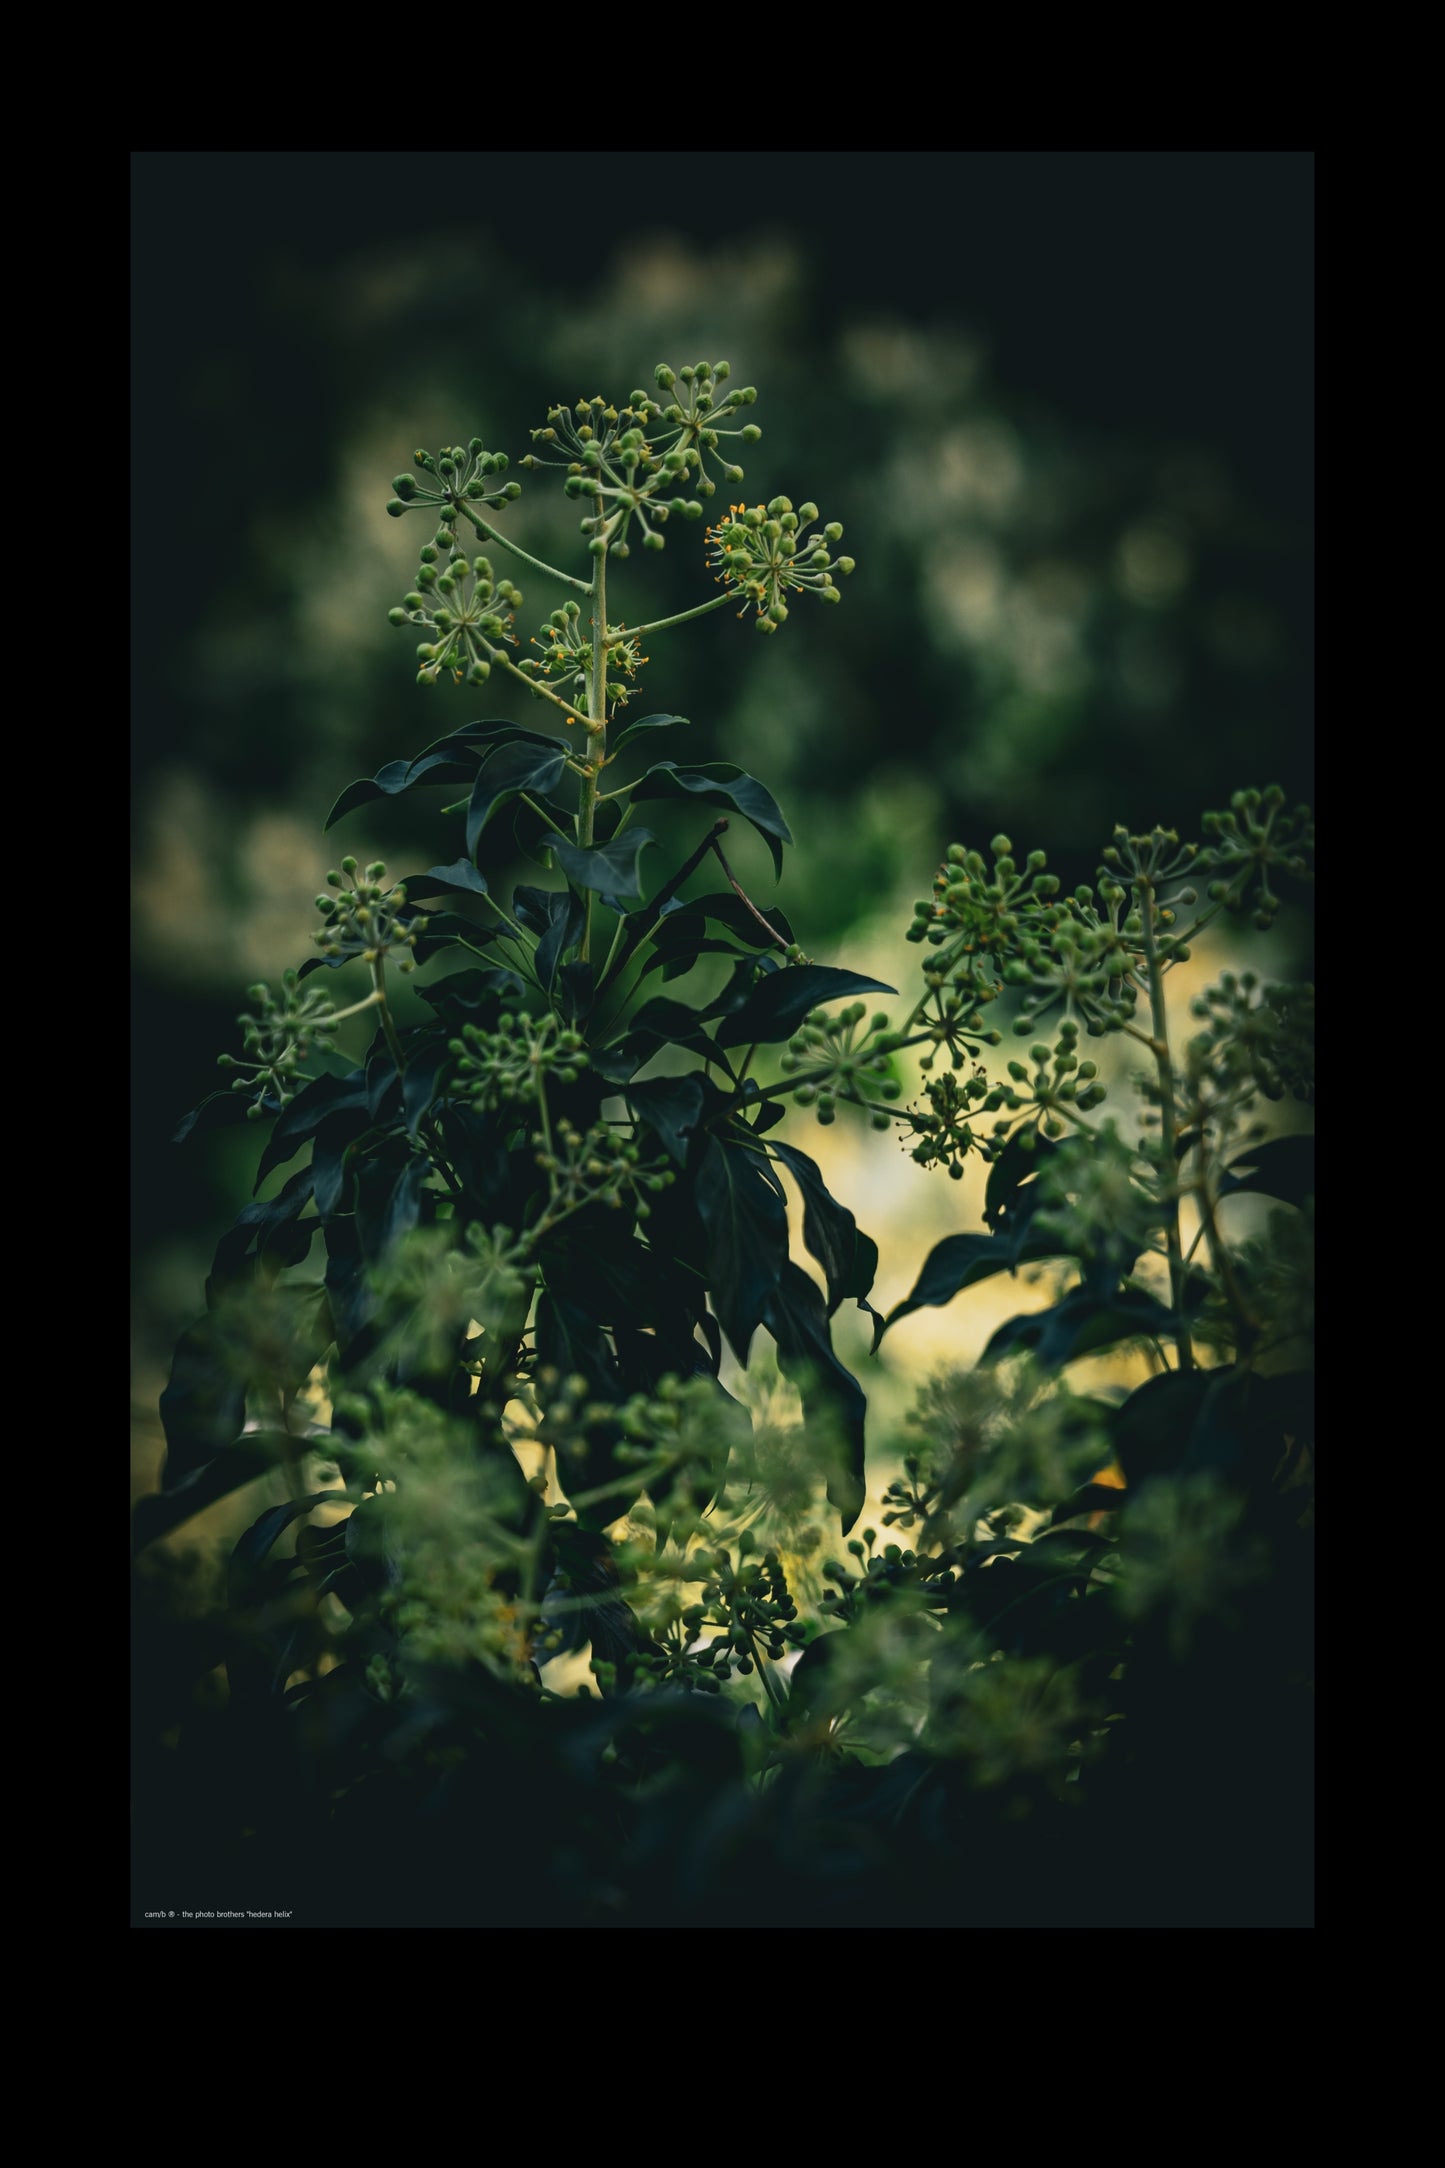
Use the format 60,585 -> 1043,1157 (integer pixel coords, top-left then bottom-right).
518,597 -> 646,704
389,544 -> 524,687
705,497 -> 855,630
535,1118 -> 675,1221
1197,786 -> 1314,931
217,969 -> 339,1117
681,1540 -> 805,1681
313,859 -> 424,972
780,1003 -> 901,1127
384,439 -> 521,521
449,1013 -> 588,1110
521,364 -> 762,559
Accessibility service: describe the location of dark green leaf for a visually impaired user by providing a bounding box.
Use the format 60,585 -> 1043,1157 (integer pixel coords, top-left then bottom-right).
845,1230 -> 885,1352
714,964 -> 896,1050
694,1134 -> 789,1364
882,1225 -> 1067,1336
557,959 -> 596,1024
416,964 -> 522,1017
1181,1366 -> 1315,1488
607,995 -> 732,1074
172,1089 -> 250,1145
762,1261 -> 866,1533
983,1125 -> 1060,1234
769,1140 -> 859,1315
608,711 -> 689,757
693,892 -> 794,949
212,1166 -> 316,1287
230,1495 -> 337,1581
403,1038 -> 451,1137
325,752 -> 479,830
983,1286 -> 1178,1369
1220,1133 -> 1315,1209
551,828 -> 656,901
312,1110 -> 367,1218
467,740 -> 569,858
401,859 -> 490,900
1109,1367 -> 1216,1489
631,762 -> 793,878
627,1075 -> 706,1166
132,1433 -> 295,1553
254,1071 -> 368,1191
532,887 -> 586,991
324,721 -> 561,829
159,1316 -> 249,1485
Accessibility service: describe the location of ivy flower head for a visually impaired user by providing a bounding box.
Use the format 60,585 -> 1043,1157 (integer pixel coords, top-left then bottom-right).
388,544 -> 523,686
705,497 -> 856,631
517,599 -> 649,705
385,439 -> 521,523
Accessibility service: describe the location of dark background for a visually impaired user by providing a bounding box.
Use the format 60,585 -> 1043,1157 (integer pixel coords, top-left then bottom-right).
132,150 -> 1313,1386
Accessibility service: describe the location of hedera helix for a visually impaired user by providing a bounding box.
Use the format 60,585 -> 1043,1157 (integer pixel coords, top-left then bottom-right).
151,355 -> 1312,1793
160,357 -> 882,1653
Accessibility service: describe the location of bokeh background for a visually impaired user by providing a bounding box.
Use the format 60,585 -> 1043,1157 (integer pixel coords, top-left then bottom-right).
132,151 -> 1313,1480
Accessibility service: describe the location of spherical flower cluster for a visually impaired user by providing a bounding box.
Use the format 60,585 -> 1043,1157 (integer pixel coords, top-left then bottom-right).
705,497 -> 855,630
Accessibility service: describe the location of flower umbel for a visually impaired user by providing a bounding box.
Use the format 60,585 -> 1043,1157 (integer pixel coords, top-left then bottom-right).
705,498 -> 855,631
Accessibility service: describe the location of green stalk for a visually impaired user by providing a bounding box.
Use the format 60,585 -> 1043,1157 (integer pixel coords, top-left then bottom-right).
1138,878 -> 1192,1369
577,551 -> 608,962
628,590 -> 735,640
459,507 -> 594,595
369,955 -> 408,1075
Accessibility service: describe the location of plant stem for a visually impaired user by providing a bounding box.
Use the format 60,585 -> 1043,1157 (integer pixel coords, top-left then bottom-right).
460,507 -> 593,595
370,956 -> 408,1075
577,552 -> 608,962
709,834 -> 791,950
492,650 -> 587,726
628,590 -> 736,640
1138,878 -> 1193,1369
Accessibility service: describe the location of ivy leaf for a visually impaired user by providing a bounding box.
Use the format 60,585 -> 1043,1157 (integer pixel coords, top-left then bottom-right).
1108,1368 -> 1216,1489
602,996 -> 733,1077
172,1088 -> 252,1145
846,1230 -> 886,1352
1219,1133 -> 1315,1209
324,721 -> 562,830
551,828 -> 656,902
762,1262 -> 867,1534
132,1432 -> 294,1555
608,711 -> 689,758
253,1071 -> 368,1190
627,1075 -> 706,1166
213,1167 -> 316,1286
694,892 -> 794,949
416,964 -> 524,1017
537,889 -> 587,991
159,1315 -> 249,1485
403,1037 -> 451,1137
983,1125 -> 1060,1234
693,1134 -> 789,1365
325,753 -> 479,830
769,1140 -> 859,1315
714,964 -> 896,1049
982,1286 -> 1178,1369
881,1224 -> 1070,1336
467,740 -> 570,859
400,859 -> 490,900
631,762 -> 793,878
